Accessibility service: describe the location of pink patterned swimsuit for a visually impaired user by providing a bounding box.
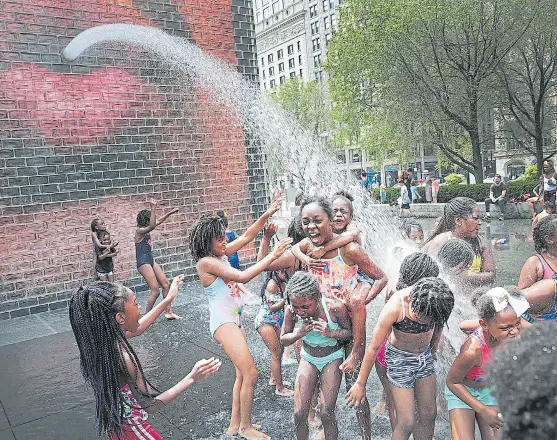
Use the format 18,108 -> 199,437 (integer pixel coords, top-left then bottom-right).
310,248 -> 358,304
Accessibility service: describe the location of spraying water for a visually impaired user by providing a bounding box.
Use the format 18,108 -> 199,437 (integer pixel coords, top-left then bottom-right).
62,24 -> 479,439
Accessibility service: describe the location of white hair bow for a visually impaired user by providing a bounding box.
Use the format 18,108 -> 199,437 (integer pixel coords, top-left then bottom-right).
485,287 -> 530,317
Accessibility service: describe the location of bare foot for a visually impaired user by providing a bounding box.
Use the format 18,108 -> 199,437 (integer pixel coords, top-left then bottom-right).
165,312 -> 181,320
238,426 -> 270,440
227,424 -> 261,435
312,430 -> 325,440
269,379 -> 292,387
308,413 -> 322,428
275,386 -> 294,397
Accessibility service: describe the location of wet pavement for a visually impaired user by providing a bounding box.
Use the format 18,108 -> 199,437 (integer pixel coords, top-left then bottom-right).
0,219 -> 535,439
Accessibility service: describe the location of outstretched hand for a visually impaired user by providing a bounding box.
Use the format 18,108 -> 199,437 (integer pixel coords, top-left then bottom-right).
263,222 -> 279,240
271,237 -> 293,259
189,357 -> 222,382
167,274 -> 184,301
266,198 -> 283,216
345,383 -> 366,408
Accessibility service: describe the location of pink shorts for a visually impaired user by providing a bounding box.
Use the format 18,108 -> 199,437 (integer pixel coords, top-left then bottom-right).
376,339 -> 388,369
110,420 -> 163,440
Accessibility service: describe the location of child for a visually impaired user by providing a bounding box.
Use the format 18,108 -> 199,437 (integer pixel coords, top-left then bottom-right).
399,179 -> 413,217
410,180 -> 422,204
69,276 -> 221,440
346,277 -> 454,440
446,287 -> 529,439
90,217 -> 119,251
431,176 -> 440,203
189,199 -> 290,440
380,184 -> 387,204
281,271 -> 351,440
401,220 -> 424,246
254,270 -> 294,396
135,200 -> 180,320
531,200 -> 554,231
96,231 -> 118,281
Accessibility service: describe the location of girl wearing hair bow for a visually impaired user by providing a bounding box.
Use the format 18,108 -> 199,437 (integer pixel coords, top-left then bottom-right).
446,287 -> 530,440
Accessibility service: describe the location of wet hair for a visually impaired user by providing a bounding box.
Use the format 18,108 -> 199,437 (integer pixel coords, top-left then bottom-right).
491,323 -> 557,440
472,286 -> 524,322
437,238 -> 475,271
401,220 -> 423,240
285,271 -> 320,301
425,197 -> 477,244
532,214 -> 557,253
215,210 -> 229,228
409,277 -> 454,328
332,192 -> 354,217
396,252 -> 439,290
69,282 -> 157,438
136,209 -> 151,228
299,196 -> 333,220
543,200 -> 555,211
287,215 -> 306,245
91,218 -> 102,232
97,230 -> 110,241
260,271 -> 287,299
188,215 -> 225,262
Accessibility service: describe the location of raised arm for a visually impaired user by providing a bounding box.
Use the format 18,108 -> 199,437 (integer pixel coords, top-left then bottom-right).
521,278 -> 557,314
310,227 -> 361,259
136,200 -> 158,236
156,207 -> 179,226
225,199 -> 282,255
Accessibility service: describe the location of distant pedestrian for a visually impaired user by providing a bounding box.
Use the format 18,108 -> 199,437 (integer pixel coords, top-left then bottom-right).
431,176 -> 440,203
425,176 -> 433,203
410,180 -> 422,204
399,179 -> 413,217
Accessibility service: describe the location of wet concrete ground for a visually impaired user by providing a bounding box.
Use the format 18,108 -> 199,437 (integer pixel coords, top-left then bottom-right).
0,219 -> 534,439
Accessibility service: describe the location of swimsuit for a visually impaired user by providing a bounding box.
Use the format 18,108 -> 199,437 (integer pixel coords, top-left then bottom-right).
225,230 -> 240,270
523,278 -> 557,322
537,254 -> 557,280
299,297 -> 345,372
204,260 -> 244,337
310,249 -> 358,303
135,234 -> 154,269
254,289 -> 285,331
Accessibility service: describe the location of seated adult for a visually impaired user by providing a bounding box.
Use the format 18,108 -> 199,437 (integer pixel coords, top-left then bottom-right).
484,174 -> 506,221
526,182 -> 542,219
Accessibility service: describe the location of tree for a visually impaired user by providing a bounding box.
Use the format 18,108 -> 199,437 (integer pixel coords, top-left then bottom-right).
496,0 -> 557,175
327,0 -> 538,182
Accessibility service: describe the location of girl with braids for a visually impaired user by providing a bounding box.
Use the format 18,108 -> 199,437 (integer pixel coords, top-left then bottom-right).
446,287 -> 529,440
518,214 -> 557,289
135,199 -> 180,320
69,277 -> 221,440
423,197 -> 496,286
375,253 -> 441,428
280,271 -> 352,440
346,277 -> 454,440
189,199 -> 290,440
254,269 -> 294,397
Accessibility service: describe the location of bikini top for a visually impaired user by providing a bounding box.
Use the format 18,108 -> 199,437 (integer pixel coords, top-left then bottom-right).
392,297 -> 434,334
309,248 -> 358,303
299,297 -> 341,348
523,278 -> 557,322
465,328 -> 491,382
537,254 -> 557,280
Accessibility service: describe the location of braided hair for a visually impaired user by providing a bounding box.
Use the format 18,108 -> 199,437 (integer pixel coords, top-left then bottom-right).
472,286 -> 524,322
396,252 -> 440,290
215,210 -> 229,228
285,271 -> 320,302
69,282 -> 157,438
136,209 -> 151,228
401,220 -> 423,240
409,277 -> 454,328
425,197 -> 477,243
260,270 -> 287,299
437,238 -> 475,271
188,215 -> 225,262
299,196 -> 333,220
533,214 -> 557,253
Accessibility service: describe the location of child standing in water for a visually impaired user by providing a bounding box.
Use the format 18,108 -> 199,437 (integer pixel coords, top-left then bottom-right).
135,200 -> 180,320
69,277 -> 221,440
254,269 -> 294,397
95,231 -> 118,281
189,199 -> 291,440
446,287 -> 529,439
281,271 -> 351,440
346,277 -> 454,440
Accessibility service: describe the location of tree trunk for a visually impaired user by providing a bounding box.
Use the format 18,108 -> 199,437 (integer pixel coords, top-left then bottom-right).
469,85 -> 484,183
535,108 -> 544,176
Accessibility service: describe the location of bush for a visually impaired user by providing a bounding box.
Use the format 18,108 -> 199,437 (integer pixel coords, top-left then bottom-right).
444,173 -> 465,185
372,180 -> 538,204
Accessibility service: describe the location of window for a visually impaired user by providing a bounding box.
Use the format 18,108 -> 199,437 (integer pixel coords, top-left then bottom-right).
290,71 -> 296,77
268,53 -> 273,63
272,1 -> 279,14
324,17 -> 330,30
325,33 -> 332,46
309,4 -> 317,17
278,62 -> 284,73
314,70 -> 324,82
284,0 -> 292,5
300,69 -> 303,77
311,21 -> 319,35
289,58 -> 295,69
298,54 -> 302,65
277,49 -> 283,59
297,41 -> 301,52
313,54 -> 321,66
507,163 -> 526,180
331,14 -> 337,28
256,12 -> 261,22
263,7 -> 270,18
263,82 -> 267,90
270,79 -> 276,88
269,66 -> 275,76
262,69 -> 266,79
261,57 -> 264,67
330,0 -> 335,9
280,75 -> 286,84
323,0 -> 329,11
312,38 -> 321,51
288,44 -> 294,55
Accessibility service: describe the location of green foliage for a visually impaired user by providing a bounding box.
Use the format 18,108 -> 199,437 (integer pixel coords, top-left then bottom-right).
444,173 -> 465,185
521,164 -> 539,181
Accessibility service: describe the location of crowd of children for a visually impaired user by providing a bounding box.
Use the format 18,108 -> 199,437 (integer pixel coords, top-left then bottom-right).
73,193 -> 556,440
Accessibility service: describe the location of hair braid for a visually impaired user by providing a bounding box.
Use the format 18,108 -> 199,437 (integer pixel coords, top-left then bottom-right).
188,215 -> 225,262
437,238 -> 475,271
285,271 -> 320,302
409,277 -> 454,328
136,209 -> 151,228
396,252 -> 439,290
69,282 -> 158,438
533,215 -> 557,253
425,197 -> 476,244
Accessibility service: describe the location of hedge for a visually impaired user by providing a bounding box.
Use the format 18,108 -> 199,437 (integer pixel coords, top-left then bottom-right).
372,180 -> 539,205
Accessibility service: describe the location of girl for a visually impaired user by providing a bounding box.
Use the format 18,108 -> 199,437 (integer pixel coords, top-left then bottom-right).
254,269 -> 294,396
281,271 -> 351,440
446,287 -> 529,440
96,231 -> 118,281
91,217 -> 119,251
135,200 -> 180,320
189,199 -> 291,440
345,277 -> 454,440
539,159 -> 557,205
399,180 -> 413,217
69,276 -> 221,440
423,197 -> 496,286
531,200 -> 554,232
518,214 -> 557,288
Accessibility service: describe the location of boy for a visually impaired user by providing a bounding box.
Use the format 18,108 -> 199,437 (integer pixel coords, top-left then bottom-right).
399,179 -> 413,217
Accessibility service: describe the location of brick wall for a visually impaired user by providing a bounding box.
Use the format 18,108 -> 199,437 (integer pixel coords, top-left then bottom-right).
0,0 -> 266,319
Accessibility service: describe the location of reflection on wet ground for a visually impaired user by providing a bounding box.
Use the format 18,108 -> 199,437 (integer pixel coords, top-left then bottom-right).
0,219 -> 536,439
